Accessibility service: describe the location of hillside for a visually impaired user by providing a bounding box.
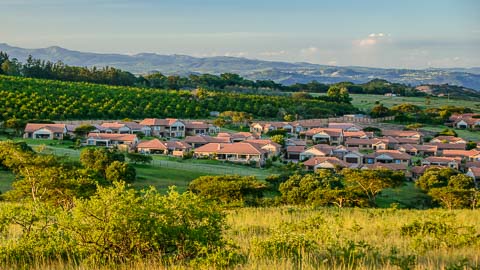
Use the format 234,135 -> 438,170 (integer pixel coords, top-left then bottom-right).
1,43 -> 480,90
0,75 -> 356,121
415,84 -> 480,100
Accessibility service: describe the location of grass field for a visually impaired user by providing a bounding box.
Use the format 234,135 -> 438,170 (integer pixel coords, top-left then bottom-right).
421,125 -> 480,141
0,170 -> 14,193
350,94 -> 480,113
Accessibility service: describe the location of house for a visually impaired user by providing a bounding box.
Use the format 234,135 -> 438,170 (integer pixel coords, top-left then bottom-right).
411,165 -> 443,180
86,133 -> 138,149
299,144 -> 335,161
426,143 -> 466,153
364,150 -> 412,165
184,121 -> 218,136
466,161 -> 480,169
449,114 -> 480,129
292,119 -> 327,134
24,123 -> 76,140
343,150 -> 364,167
422,156 -> 462,170
443,150 -> 480,161
343,131 -> 373,140
250,121 -> 294,134
193,142 -> 267,166
285,138 -> 307,147
466,167 -> 480,182
217,132 -> 255,142
139,118 -> 186,138
285,146 -> 305,161
344,138 -> 386,150
397,144 -> 437,156
303,128 -> 343,145
381,130 -> 423,143
327,123 -> 361,132
185,135 -> 231,148
164,141 -> 192,157
245,139 -> 282,156
430,136 -> 467,144
99,122 -> 152,136
303,157 -> 349,171
137,139 -> 168,154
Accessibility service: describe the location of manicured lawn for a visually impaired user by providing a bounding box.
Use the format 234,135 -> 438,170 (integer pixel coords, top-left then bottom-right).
350,94 -> 480,113
0,170 -> 14,194
421,125 -> 480,141
376,181 -> 430,209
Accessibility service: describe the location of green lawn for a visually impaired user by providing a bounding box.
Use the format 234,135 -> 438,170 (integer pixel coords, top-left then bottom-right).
421,125 -> 480,141
376,181 -> 431,209
350,94 -> 480,113
132,164 -> 206,192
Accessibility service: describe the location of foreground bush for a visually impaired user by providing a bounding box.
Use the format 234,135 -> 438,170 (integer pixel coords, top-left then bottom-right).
0,182 -> 234,267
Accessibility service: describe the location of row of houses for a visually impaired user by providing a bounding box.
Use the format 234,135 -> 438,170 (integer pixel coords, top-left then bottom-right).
23,118 -> 220,140
448,113 -> 480,129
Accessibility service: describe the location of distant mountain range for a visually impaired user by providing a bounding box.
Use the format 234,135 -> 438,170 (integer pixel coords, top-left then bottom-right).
1,43 -> 479,90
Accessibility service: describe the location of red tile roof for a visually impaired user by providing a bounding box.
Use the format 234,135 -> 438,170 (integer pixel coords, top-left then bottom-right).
137,139 -> 167,150
303,157 -> 348,168
87,133 -> 137,142
195,142 -> 266,155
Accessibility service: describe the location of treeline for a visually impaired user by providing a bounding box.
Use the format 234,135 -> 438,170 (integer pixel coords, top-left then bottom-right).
0,51 -> 424,96
0,75 -> 357,121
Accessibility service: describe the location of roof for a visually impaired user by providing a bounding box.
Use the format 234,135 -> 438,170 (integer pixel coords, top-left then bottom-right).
285,139 -> 307,146
245,139 -> 282,148
292,119 -> 327,128
468,167 -> 480,178
165,141 -> 191,150
303,157 -> 348,168
217,132 -> 254,139
382,130 -> 423,137
365,150 -> 412,160
184,121 -> 211,129
343,131 -> 372,138
411,165 -> 443,175
345,138 -> 375,145
25,123 -> 68,133
426,143 -> 466,150
195,142 -> 267,155
185,135 -> 230,144
424,156 -> 461,163
137,139 -> 167,150
139,118 -> 183,126
87,133 -> 137,142
466,161 -> 480,168
304,128 -> 343,137
443,149 -> 480,158
431,136 -> 466,143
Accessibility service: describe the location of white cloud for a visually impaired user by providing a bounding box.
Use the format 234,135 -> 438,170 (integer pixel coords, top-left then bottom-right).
356,33 -> 391,47
300,46 -> 319,55
259,50 -> 287,57
327,60 -> 337,65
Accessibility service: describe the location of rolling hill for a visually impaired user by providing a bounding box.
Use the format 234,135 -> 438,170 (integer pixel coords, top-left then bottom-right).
1,43 -> 479,89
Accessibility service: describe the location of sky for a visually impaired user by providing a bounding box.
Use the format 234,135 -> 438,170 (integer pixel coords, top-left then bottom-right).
1,0 -> 479,68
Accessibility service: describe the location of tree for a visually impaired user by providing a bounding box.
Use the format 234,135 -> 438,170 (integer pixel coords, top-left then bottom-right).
270,134 -> 285,146
466,141 -> 477,150
327,86 -> 351,103
127,152 -> 153,164
341,169 -> 404,206
416,167 -> 478,209
188,175 -> 267,205
80,148 -> 125,178
73,124 -> 96,138
292,92 -> 312,100
105,161 -> 136,183
4,118 -> 27,136
370,104 -> 391,118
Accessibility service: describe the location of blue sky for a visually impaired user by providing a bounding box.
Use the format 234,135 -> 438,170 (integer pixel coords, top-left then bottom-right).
2,0 -> 479,68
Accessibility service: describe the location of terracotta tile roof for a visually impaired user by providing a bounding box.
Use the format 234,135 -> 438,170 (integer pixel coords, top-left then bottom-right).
184,121 -> 211,129
165,141 -> 191,150
87,133 -> 137,142
217,132 -> 254,139
185,135 -> 230,144
345,138 -> 375,145
466,161 -> 480,168
468,167 -> 480,178
382,130 -> 423,137
304,128 -> 343,137
245,139 -> 282,148
25,123 -> 68,133
365,150 -> 412,160
443,149 -> 480,158
396,138 -> 419,144
426,143 -> 466,150
137,139 -> 167,150
431,136 -> 466,144
411,165 -> 443,175
303,157 -> 348,168
139,118 -> 183,126
286,139 -> 307,146
101,122 -> 126,129
195,142 -> 266,155
343,131 -> 371,138
424,156 -> 461,163
377,136 -> 400,144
